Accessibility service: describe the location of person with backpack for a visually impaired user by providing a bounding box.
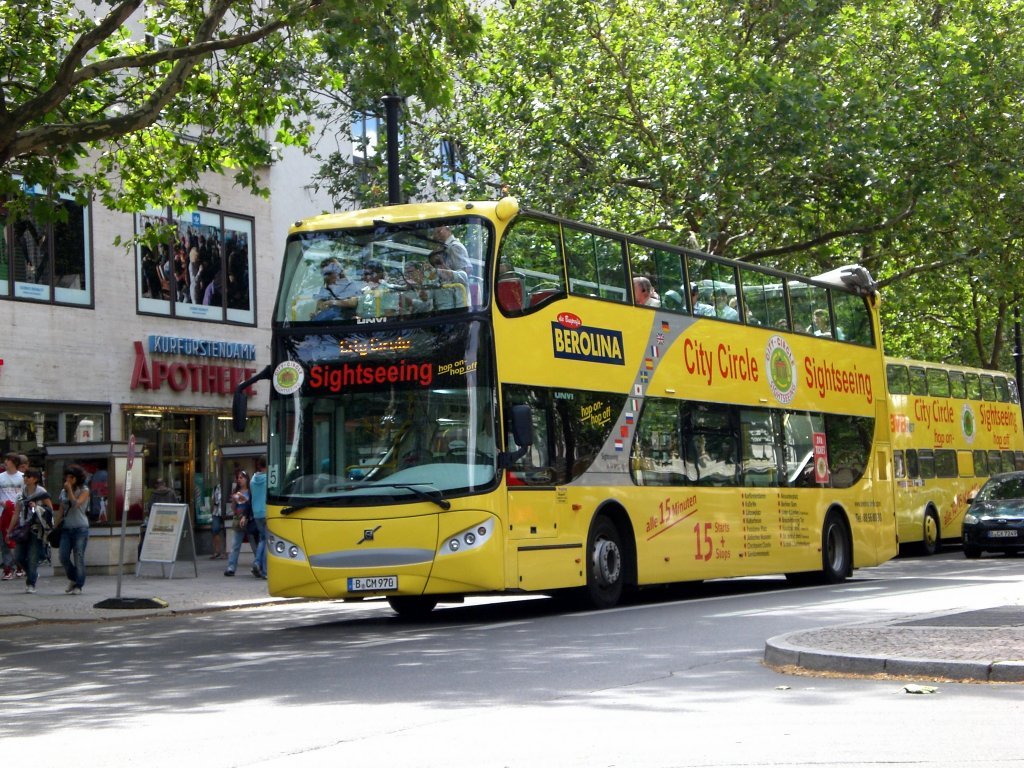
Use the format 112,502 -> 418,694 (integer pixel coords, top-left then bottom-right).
10,468 -> 53,593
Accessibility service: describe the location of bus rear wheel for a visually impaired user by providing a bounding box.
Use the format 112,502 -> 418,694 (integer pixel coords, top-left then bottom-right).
583,516 -> 624,609
920,511 -> 941,556
387,596 -> 439,619
821,510 -> 851,583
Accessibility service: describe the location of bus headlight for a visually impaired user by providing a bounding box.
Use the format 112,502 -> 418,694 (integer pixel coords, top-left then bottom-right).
440,518 -> 494,557
267,531 -> 306,563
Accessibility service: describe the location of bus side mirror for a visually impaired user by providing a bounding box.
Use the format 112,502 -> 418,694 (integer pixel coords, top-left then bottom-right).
232,365 -> 273,433
499,404 -> 534,469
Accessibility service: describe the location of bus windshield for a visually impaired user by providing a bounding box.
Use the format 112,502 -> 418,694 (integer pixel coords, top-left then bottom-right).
276,217 -> 490,324
269,322 -> 498,505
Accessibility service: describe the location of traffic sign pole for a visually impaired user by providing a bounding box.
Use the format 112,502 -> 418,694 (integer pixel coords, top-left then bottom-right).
94,435 -> 168,610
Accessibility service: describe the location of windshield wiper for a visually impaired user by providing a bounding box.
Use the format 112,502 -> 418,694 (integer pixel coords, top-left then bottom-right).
281,493 -> 354,516
280,482 -> 450,515
366,487 -> 450,512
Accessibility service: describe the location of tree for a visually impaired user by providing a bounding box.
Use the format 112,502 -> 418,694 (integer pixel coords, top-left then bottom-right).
382,0 -> 1024,368
0,0 -> 480,219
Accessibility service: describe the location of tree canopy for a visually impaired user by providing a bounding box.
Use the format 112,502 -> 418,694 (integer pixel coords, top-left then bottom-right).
0,0 -> 480,218
385,0 -> 1024,368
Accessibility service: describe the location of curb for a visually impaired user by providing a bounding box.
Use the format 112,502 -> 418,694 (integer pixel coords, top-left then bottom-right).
764,631 -> 1024,683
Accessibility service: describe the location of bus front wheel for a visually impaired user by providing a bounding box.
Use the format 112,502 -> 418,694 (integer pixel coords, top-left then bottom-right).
387,596 -> 439,619
583,516 -> 625,609
821,510 -> 851,583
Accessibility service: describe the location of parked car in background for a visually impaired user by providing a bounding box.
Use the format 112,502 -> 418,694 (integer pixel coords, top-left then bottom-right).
962,471 -> 1024,558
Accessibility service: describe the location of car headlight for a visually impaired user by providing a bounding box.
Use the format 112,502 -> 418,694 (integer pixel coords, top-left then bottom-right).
963,513 -> 978,525
267,531 -> 307,563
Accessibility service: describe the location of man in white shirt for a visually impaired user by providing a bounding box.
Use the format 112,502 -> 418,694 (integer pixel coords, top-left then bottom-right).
0,452 -> 24,579
431,226 -> 473,274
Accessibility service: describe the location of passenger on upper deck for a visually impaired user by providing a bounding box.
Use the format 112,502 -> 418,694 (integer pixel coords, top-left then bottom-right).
427,251 -> 469,310
399,261 -> 434,314
808,308 -> 844,339
358,260 -> 399,318
632,276 -> 661,307
311,258 -> 360,321
430,225 -> 472,274
690,283 -> 715,316
714,289 -> 739,321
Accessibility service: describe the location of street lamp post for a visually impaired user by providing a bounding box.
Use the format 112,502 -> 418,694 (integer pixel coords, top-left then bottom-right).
382,94 -> 403,205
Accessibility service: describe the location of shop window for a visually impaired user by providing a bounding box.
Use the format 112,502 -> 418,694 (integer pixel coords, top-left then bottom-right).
1,186 -> 92,306
135,208 -> 255,325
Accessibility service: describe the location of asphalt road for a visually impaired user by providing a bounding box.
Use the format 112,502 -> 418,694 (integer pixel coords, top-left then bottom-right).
2,551 -> 1022,768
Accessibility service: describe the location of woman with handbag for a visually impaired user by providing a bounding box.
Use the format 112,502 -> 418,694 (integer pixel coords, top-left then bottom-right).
9,468 -> 53,594
57,464 -> 91,595
224,470 -> 257,576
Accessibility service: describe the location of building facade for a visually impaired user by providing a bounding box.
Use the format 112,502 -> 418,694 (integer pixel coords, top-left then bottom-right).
0,148 -> 335,559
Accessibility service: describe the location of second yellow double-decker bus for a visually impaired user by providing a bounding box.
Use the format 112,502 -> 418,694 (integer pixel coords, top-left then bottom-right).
237,197 -> 900,615
885,357 -> 1024,554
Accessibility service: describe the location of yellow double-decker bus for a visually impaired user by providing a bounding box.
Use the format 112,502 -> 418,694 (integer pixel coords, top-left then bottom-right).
885,357 -> 1024,555
236,198 -> 900,615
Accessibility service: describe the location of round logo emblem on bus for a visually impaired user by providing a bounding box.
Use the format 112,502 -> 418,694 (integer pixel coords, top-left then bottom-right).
273,361 -> 304,395
765,335 -> 797,404
961,403 -> 976,444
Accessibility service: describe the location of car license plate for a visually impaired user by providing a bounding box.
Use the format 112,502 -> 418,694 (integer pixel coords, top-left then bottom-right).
988,530 -> 1018,538
348,575 -> 398,592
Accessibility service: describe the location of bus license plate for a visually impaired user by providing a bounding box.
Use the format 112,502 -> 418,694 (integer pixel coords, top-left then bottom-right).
348,575 -> 398,592
988,530 -> 1018,538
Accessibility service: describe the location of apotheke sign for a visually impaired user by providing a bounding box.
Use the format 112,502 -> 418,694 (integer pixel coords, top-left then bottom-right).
130,335 -> 258,397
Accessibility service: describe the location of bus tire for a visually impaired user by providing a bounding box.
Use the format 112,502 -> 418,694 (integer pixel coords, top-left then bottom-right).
583,516 -> 624,609
387,596 -> 439,619
920,510 -> 941,556
821,510 -> 851,584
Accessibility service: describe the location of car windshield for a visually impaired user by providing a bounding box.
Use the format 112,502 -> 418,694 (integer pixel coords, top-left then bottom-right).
268,322 -> 498,505
976,475 -> 1024,502
276,217 -> 490,325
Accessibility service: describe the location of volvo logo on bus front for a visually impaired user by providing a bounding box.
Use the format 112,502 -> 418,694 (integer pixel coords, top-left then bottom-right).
357,525 -> 381,545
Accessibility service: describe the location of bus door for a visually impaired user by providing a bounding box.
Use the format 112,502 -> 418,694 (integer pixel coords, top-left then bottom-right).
504,399 -> 579,591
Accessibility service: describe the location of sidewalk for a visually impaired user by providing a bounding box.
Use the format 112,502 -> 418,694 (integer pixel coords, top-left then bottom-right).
765,605 -> 1024,683
0,548 -> 294,627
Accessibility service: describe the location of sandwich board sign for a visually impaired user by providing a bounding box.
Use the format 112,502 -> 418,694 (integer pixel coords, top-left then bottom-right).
136,503 -> 197,578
